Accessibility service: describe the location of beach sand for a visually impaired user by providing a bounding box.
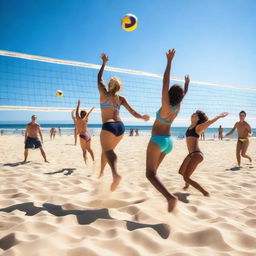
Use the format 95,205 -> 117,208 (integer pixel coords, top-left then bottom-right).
0,134 -> 256,256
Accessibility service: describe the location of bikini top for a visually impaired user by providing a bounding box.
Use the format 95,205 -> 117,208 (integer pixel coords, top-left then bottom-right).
100,96 -> 121,110
186,126 -> 199,138
156,105 -> 177,124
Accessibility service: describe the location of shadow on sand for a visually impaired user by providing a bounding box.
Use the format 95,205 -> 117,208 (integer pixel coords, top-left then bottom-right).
2,161 -> 30,167
225,167 -> 241,171
44,168 -> 76,176
0,202 -> 170,244
174,192 -> 190,203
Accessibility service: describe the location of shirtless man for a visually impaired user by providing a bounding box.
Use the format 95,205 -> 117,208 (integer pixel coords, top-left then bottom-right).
24,115 -> 48,162
225,111 -> 253,167
75,100 -> 95,164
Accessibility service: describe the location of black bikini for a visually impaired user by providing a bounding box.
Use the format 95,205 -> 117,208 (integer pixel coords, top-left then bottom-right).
185,126 -> 199,138
186,126 -> 202,157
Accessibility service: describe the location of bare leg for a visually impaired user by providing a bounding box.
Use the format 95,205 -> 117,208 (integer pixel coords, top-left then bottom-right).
86,140 -> 95,161
183,153 -> 209,196
24,149 -> 28,162
178,154 -> 191,189
236,140 -> 242,166
80,138 -> 87,164
74,128 -> 77,145
39,147 -> 48,162
241,140 -> 252,163
104,149 -> 122,191
100,130 -> 124,191
99,151 -> 107,178
83,150 -> 87,164
156,153 -> 166,169
146,141 -> 177,212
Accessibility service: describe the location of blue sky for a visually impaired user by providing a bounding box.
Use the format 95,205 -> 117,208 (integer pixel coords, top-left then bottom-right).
0,0 -> 256,126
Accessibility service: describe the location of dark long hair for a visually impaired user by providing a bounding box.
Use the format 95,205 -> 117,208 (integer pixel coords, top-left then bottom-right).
168,84 -> 184,106
196,110 -> 208,124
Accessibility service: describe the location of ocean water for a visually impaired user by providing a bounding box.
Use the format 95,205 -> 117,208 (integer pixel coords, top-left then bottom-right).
0,123 -> 252,139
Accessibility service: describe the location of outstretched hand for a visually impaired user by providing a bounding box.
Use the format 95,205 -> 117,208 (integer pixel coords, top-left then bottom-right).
77,99 -> 80,105
142,114 -> 150,121
101,53 -> 109,63
166,49 -> 176,62
185,75 -> 190,84
219,112 -> 229,118
184,74 -> 190,95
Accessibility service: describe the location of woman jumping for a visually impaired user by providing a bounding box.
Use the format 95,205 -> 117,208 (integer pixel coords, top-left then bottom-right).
98,53 -> 150,191
146,49 -> 189,212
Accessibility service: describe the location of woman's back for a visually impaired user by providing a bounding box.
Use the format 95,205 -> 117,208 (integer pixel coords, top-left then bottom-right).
100,94 -> 122,123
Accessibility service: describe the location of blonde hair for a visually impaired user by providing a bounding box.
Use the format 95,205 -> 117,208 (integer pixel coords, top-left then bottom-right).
108,77 -> 122,95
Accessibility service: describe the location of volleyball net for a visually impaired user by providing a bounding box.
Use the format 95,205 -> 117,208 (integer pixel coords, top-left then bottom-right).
0,50 -> 256,126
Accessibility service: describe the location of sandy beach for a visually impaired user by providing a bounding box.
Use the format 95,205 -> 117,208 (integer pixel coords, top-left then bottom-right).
0,134 -> 256,256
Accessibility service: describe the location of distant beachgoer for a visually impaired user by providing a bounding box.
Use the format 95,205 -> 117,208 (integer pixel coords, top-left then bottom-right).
71,110 -> 78,145
146,49 -> 189,212
97,53 -> 150,191
129,128 -> 134,136
200,131 -> 205,141
218,125 -> 223,140
179,111 -> 228,196
0,130 -> 3,136
50,127 -> 56,140
225,111 -> 252,167
75,100 -> 95,164
58,127 -> 62,136
135,128 -> 139,136
23,115 -> 48,163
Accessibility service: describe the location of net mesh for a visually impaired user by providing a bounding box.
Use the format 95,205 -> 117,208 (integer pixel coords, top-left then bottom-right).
0,50 -> 256,124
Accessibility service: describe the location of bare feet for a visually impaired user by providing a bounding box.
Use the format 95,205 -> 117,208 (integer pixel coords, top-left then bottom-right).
168,197 -> 178,212
110,175 -> 122,192
45,160 -> 49,163
203,191 -> 210,197
183,182 -> 189,190
98,171 -> 104,179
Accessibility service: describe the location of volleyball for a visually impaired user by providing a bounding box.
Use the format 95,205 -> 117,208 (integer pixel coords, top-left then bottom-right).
56,90 -> 64,97
121,13 -> 138,32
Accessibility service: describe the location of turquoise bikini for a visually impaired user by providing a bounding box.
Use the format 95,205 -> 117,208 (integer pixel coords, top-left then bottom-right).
150,135 -> 174,154
100,98 -> 121,110
150,105 -> 177,154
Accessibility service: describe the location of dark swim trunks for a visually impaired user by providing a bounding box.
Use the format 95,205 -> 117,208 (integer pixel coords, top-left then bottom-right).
102,121 -> 125,136
25,137 -> 42,149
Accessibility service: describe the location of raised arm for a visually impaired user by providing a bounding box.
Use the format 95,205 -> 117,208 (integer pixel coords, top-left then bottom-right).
196,112 -> 229,135
84,107 -> 95,120
71,110 -> 76,122
162,49 -> 176,107
121,97 -> 150,121
98,53 -> 109,96
225,122 -> 238,137
76,100 -> 80,119
184,75 -> 190,96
